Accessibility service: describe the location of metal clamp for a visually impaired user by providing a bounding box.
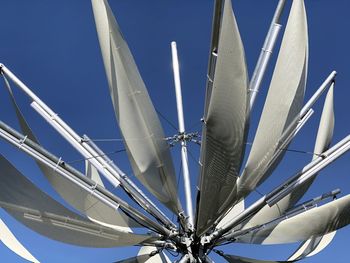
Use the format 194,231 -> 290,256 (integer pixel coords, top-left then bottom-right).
18,135 -> 28,149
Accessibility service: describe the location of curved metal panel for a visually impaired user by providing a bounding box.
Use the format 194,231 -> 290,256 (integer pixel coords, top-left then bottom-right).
196,0 -> 248,236
91,0 -> 181,214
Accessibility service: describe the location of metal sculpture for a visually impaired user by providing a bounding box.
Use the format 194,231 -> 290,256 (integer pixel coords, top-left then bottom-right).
0,0 -> 348,262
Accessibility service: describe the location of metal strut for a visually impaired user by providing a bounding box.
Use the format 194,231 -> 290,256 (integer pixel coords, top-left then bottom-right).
0,63 -> 176,231
171,42 -> 194,231
0,120 -> 170,237
171,41 -> 196,262
249,0 -> 287,112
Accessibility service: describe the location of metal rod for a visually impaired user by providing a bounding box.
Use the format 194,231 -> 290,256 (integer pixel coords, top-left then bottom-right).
171,41 -> 194,229
203,0 -> 224,119
222,188 -> 341,242
254,71 -> 337,183
260,108 -> 314,178
0,120 -> 170,236
299,71 -> 336,118
207,134 -> 350,243
0,201 -> 141,241
285,188 -> 340,215
0,64 -> 175,230
172,42 -> 185,134
82,134 -> 171,223
238,71 -> 336,200
267,136 -> 350,206
249,0 -> 287,111
31,100 -> 175,229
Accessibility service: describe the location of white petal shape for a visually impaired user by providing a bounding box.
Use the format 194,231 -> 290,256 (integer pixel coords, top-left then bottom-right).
288,231 -> 336,260
0,155 -> 152,247
313,84 -> 334,156
4,77 -> 140,230
86,160 -> 104,187
138,246 -> 171,263
115,246 -> 170,263
242,84 -> 335,229
91,0 -> 181,214
237,0 -> 308,199
0,218 -> 39,263
236,194 -> 350,244
216,200 -> 244,229
196,0 -> 248,235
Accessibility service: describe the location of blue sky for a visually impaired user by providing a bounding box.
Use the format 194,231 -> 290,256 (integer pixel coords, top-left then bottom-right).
0,0 -> 350,262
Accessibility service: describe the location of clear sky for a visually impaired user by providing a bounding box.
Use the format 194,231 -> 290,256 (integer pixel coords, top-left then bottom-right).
0,0 -> 349,262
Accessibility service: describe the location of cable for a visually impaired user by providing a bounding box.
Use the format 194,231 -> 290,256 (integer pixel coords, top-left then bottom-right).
245,141 -> 324,157
86,138 -> 125,142
66,149 -> 126,164
187,148 -> 201,167
155,108 -> 179,132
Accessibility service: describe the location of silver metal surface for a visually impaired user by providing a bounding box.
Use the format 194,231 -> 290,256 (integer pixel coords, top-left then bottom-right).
0,120 -> 169,236
1,64 -> 175,229
249,0 -> 287,111
171,41 -> 194,229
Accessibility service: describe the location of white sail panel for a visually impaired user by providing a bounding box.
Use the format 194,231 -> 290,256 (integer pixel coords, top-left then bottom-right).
196,0 -> 248,235
237,0 -> 308,199
86,160 -> 104,187
0,218 -> 39,263
313,85 -> 334,155
216,200 -> 244,229
288,231 -> 336,261
236,194 -> 350,244
91,0 -> 181,213
242,85 -> 334,229
0,155 -> 152,247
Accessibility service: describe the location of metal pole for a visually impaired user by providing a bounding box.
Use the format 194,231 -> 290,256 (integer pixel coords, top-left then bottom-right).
82,134 -> 170,222
223,189 -> 341,242
252,71 -> 337,185
249,0 -> 287,111
0,121 -> 170,236
171,41 -> 194,228
299,71 -> 336,118
267,135 -> 350,206
31,100 -> 175,229
0,64 -> 175,230
207,134 -> 350,243
271,71 -> 337,149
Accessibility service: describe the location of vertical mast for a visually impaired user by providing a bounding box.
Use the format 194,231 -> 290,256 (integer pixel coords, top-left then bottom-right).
171,41 -> 194,229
